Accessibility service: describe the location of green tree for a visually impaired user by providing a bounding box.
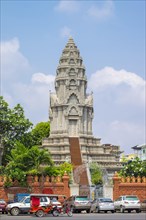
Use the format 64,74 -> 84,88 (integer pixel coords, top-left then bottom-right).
58,162 -> 73,176
0,96 -> 32,165
44,162 -> 73,177
4,142 -> 53,185
119,157 -> 146,177
120,154 -> 128,163
31,121 -> 50,145
6,142 -> 53,171
44,166 -> 60,177
90,163 -> 103,185
28,145 -> 53,170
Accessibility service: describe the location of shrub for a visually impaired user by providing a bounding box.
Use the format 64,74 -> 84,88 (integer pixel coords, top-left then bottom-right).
119,157 -> 146,177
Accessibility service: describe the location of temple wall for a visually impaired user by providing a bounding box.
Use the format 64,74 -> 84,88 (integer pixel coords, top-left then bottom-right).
0,173 -> 70,202
113,173 -> 146,201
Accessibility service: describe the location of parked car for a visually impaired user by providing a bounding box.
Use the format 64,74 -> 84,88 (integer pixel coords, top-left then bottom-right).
14,193 -> 30,202
6,195 -> 50,216
63,195 -> 91,213
0,199 -> 7,214
114,195 -> 141,213
90,198 -> 115,213
140,199 -> 146,212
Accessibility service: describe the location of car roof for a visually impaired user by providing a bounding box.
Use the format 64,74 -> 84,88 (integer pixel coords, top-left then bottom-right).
98,198 -> 113,201
74,196 -> 88,197
118,195 -> 135,197
30,194 -> 65,198
122,195 -> 138,196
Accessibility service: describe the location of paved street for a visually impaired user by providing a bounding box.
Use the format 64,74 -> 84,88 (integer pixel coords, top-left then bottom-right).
0,212 -> 146,220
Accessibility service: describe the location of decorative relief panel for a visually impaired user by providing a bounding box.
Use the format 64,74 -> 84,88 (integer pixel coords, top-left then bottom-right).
66,105 -> 82,117
69,107 -> 78,116
67,93 -> 79,104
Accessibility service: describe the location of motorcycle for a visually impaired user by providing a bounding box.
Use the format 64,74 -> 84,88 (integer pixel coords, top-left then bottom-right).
53,204 -> 73,217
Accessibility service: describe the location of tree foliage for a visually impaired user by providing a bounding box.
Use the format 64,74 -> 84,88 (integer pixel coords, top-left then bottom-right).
59,162 -> 73,176
44,162 -> 73,177
0,96 -> 72,185
0,96 -> 51,166
28,145 -> 53,170
0,96 -> 32,165
31,121 -> 50,145
119,157 -> 146,177
3,142 -> 53,186
5,142 -> 53,172
90,163 -> 103,185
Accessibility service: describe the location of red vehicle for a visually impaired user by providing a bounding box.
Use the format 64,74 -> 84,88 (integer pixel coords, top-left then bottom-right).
30,194 -> 54,217
0,199 -> 7,214
53,204 -> 73,217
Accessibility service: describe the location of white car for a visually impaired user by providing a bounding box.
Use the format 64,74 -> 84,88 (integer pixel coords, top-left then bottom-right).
90,198 -> 115,213
7,196 -> 50,216
64,196 -> 91,213
114,195 -> 141,213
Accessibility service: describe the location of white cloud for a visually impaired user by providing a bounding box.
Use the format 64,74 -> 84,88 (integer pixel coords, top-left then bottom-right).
89,67 -> 145,153
1,38 -> 30,81
1,38 -> 55,125
32,72 -> 55,85
11,82 -> 50,124
99,120 -> 145,152
60,26 -> 72,38
1,37 -> 19,52
55,0 -> 80,13
88,66 -> 145,106
88,0 -> 114,21
10,73 -> 55,124
89,66 -> 145,89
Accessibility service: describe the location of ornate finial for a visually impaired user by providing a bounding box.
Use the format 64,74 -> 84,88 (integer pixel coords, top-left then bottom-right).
67,36 -> 75,44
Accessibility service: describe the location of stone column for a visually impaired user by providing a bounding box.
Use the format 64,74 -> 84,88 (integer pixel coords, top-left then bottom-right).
83,108 -> 86,134
32,175 -> 41,194
62,172 -> 70,198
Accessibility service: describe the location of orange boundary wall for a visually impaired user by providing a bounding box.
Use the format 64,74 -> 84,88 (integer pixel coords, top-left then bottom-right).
113,172 -> 146,201
0,173 -> 70,202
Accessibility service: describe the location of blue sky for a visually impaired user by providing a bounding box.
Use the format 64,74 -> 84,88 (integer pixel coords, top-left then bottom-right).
1,0 -> 145,154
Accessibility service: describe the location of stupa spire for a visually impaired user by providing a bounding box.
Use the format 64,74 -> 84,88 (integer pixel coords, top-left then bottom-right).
67,36 -> 74,43
41,38 -> 122,182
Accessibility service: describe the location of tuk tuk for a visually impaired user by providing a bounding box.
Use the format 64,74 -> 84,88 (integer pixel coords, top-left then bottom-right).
29,194 -> 54,217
